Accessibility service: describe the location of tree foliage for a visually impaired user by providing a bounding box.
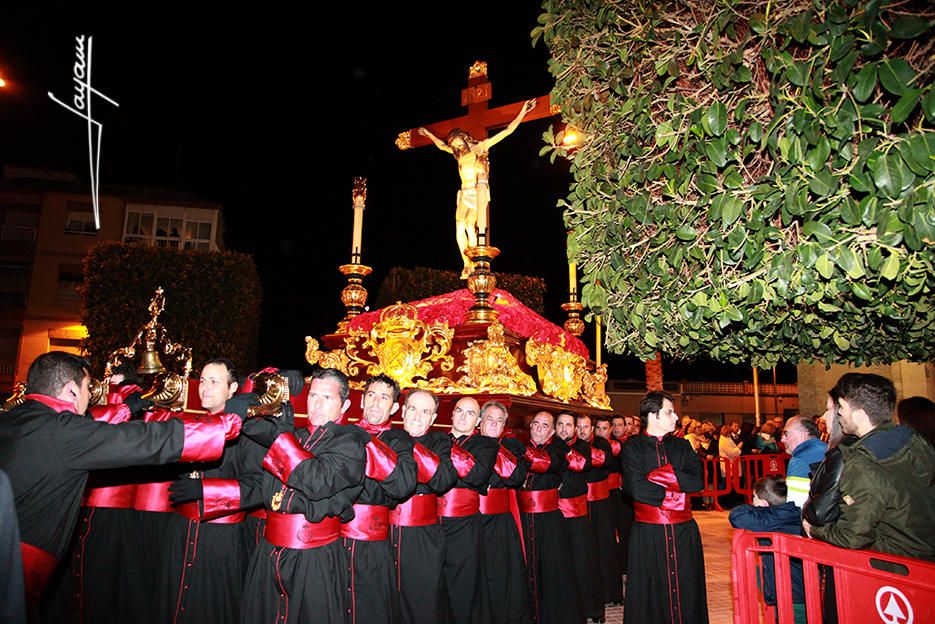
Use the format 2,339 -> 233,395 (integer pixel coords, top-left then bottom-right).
536,0 -> 934,367
81,242 -> 262,375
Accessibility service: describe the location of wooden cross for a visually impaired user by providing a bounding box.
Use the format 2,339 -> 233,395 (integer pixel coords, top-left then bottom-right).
395,60 -> 556,150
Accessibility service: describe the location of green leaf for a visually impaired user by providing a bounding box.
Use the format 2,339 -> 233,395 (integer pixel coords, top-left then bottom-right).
675,225 -> 697,241
850,282 -> 873,301
878,59 -> 916,96
803,220 -> 836,243
723,170 -> 743,189
923,88 -> 935,122
707,102 -> 727,137
831,50 -> 858,84
908,133 -> 935,173
872,153 -> 913,198
815,254 -> 835,279
808,171 -> 839,197
695,173 -> 718,195
833,333 -> 851,351
891,89 -> 921,124
748,122 -> 763,143
853,63 -> 877,102
721,194 -> 743,226
807,137 -> 831,171
733,65 -> 752,83
839,197 -> 861,225
705,137 -> 728,167
786,61 -> 810,87
880,253 -> 900,280
888,16 -> 930,40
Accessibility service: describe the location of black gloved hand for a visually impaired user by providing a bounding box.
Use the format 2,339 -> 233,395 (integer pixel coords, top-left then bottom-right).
123,392 -> 155,420
242,402 -> 295,447
223,392 -> 260,421
169,478 -> 203,504
277,369 -> 305,396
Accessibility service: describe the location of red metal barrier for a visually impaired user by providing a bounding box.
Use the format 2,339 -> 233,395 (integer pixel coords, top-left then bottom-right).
690,456 -> 733,511
732,530 -> 935,624
733,454 -> 788,503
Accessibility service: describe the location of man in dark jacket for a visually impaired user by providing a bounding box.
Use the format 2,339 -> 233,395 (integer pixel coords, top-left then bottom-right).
805,373 -> 935,561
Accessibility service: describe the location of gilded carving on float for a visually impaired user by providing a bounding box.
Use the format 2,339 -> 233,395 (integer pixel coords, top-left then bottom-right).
395,130 -> 412,150
88,377 -> 106,406
247,370 -> 291,418
304,337 -> 360,382
455,320 -> 535,395
525,336 -> 586,403
582,363 -> 612,410
104,287 -> 192,410
468,60 -> 488,79
0,381 -> 27,412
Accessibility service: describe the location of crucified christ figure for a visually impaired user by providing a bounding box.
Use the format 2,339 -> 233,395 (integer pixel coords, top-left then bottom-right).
419,98 -> 537,278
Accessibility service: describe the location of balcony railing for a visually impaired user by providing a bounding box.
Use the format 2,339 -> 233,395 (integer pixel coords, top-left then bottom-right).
0,225 -> 37,242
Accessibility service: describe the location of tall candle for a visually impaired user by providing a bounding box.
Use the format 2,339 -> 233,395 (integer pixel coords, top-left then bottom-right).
351,177 -> 367,262
595,314 -> 602,367
568,262 -> 577,297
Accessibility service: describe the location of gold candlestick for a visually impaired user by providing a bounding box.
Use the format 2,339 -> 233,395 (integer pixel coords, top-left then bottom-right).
337,263 -> 373,332
464,245 -> 500,324
561,299 -> 585,336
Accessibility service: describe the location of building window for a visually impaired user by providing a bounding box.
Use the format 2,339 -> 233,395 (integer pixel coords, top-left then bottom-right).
0,327 -> 20,376
123,204 -> 218,250
0,264 -> 29,307
57,264 -> 83,300
0,202 -> 40,242
64,201 -> 98,235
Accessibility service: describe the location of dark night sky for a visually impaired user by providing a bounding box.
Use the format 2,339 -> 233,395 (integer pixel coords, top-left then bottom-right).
0,3 -> 795,384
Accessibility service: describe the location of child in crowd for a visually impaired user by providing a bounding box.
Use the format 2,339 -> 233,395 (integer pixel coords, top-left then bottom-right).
729,476 -> 806,624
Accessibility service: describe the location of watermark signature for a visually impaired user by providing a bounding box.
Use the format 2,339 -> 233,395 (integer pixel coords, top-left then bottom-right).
48,35 -> 120,230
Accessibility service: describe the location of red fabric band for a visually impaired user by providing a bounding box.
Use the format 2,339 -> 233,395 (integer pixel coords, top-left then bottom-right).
263,433 -> 314,483
493,446 -> 518,479
590,447 -> 606,468
175,502 -> 246,524
559,494 -> 588,518
390,494 -> 439,527
21,542 -> 57,601
340,504 -> 390,541
646,463 -> 681,491
479,488 -> 510,515
565,448 -> 586,472
607,472 -> 623,490
413,443 -> 441,484
202,478 -> 242,520
524,447 -> 552,473
633,501 -> 693,524
134,482 -> 173,512
265,513 -> 342,549
88,402 -> 132,424
438,487 -> 480,517
449,445 -> 476,479
587,479 -> 610,501
609,439 -> 621,456
517,489 -> 559,513
83,484 -> 136,508
364,436 -> 398,482
179,415 -> 226,462
250,509 -> 267,520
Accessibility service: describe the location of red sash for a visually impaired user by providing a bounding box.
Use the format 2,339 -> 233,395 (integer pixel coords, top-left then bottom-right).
340,504 -> 390,540
517,489 -> 559,513
438,487 -> 479,517
586,478 -> 610,501
83,484 -> 136,508
633,501 -> 693,524
174,502 -> 246,524
559,494 -> 588,518
479,488 -> 510,515
390,494 -> 438,527
265,513 -> 342,549
607,472 -> 623,490
21,542 -> 57,601
134,482 -> 173,512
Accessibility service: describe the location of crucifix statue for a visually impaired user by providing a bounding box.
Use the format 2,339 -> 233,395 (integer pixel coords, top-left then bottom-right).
397,61 -> 554,278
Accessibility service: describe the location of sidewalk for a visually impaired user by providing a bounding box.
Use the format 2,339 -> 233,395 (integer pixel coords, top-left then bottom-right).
605,509 -> 734,624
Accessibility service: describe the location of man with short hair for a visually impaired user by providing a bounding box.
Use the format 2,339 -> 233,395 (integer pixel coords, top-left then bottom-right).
478,401 -> 530,624
596,414 -> 630,585
391,389 -> 457,624
805,373 -> 935,561
239,367 -> 370,623
0,351 -> 241,607
781,416 -> 827,507
611,416 -> 628,442
440,396 -> 499,624
623,391 -> 708,624
343,374 -> 417,624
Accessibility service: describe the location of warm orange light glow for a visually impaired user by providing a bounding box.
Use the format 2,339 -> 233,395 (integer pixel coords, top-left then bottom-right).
0,78 -> 7,88
562,127 -> 581,147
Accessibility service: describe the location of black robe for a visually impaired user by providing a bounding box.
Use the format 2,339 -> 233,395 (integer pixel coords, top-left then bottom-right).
239,421 -> 368,624
480,437 -> 531,624
344,426 -> 416,624
391,431 -> 457,624
441,433 -> 498,624
607,434 -> 632,574
520,436 -> 583,624
587,435 -> 623,603
622,433 -> 708,624
561,438 -> 602,622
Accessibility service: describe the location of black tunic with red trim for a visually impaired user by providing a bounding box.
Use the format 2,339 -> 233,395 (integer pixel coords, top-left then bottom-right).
441,433 -> 498,624
390,431 -> 456,624
607,434 -> 632,574
622,433 -> 708,624
239,421 -> 368,624
344,427 -> 416,624
519,436 -> 582,624
587,435 -> 623,603
481,437 -> 531,624
562,437 -> 602,622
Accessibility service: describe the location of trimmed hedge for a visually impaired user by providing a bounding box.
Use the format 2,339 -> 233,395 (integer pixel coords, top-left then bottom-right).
80,242 -> 261,375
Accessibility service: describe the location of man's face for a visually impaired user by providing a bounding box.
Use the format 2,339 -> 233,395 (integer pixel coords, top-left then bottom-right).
306,377 -> 349,427
731,422 -> 740,434
781,418 -> 805,453
555,414 -> 576,441
61,371 -> 92,414
451,397 -> 480,436
612,417 -> 627,439
576,417 -> 593,441
651,398 -> 679,434
479,406 -> 507,438
595,420 -> 611,440
529,412 -> 554,445
836,398 -> 860,435
361,381 -> 398,426
199,363 -> 237,414
628,416 -> 642,435
402,392 -> 437,438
